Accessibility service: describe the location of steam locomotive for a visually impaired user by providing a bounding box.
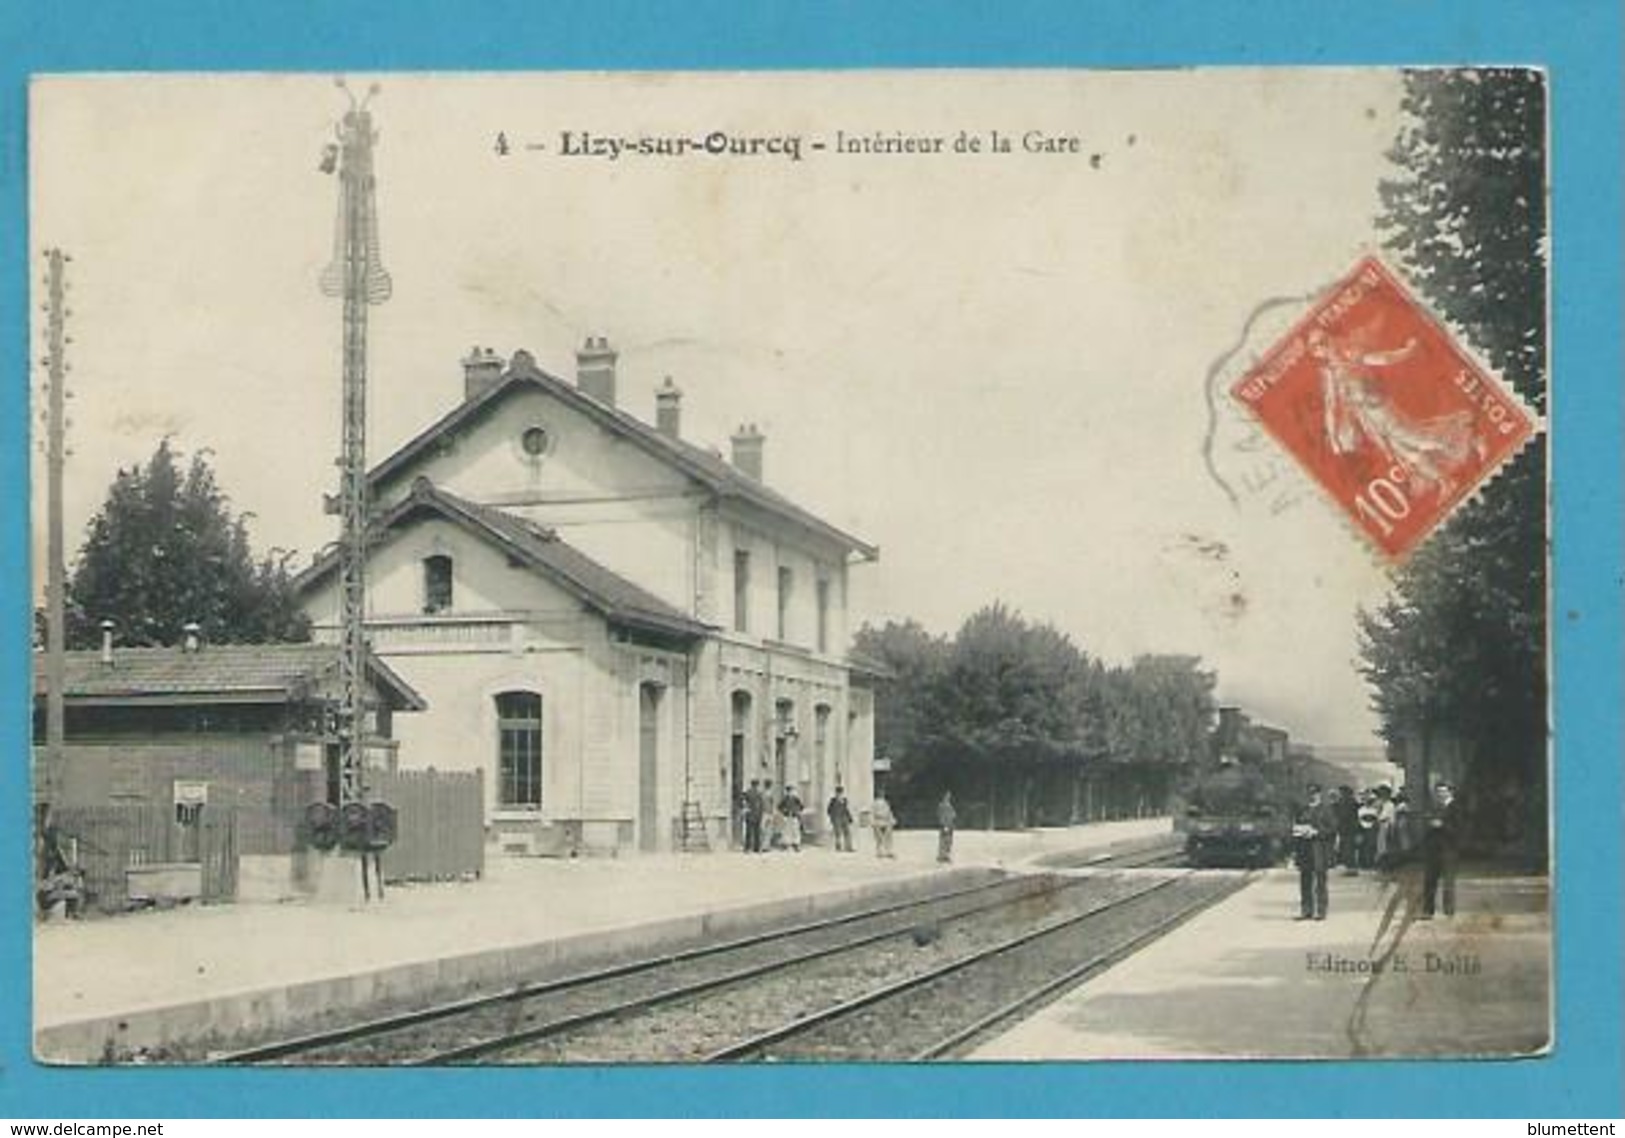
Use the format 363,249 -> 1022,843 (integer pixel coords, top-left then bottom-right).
1174,707 -> 1297,868
1174,758 -> 1289,868
1174,707 -> 1358,868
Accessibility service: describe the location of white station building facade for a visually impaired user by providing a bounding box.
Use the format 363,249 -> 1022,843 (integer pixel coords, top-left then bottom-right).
297,341 -> 880,856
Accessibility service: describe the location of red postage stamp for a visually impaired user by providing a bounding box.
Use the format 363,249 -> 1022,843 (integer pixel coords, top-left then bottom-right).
1230,255 -> 1537,561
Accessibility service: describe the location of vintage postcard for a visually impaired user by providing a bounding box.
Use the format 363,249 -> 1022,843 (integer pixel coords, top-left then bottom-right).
29,69 -> 1550,1066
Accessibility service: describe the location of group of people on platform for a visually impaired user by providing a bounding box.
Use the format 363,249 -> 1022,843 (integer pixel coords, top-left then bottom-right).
1292,781 -> 1460,921
735,783 -> 959,864
737,779 -> 809,853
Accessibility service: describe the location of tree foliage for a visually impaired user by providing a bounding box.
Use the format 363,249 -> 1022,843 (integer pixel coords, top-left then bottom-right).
855,606 -> 1216,827
63,440 -> 311,649
932,603 -> 1096,765
1101,654 -> 1218,767
855,618 -> 947,776
1358,69 -> 1547,841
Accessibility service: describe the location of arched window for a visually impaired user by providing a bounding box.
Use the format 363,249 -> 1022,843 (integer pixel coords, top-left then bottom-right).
495,691 -> 542,809
731,691 -> 753,771
815,703 -> 833,786
774,698 -> 796,792
423,555 -> 454,614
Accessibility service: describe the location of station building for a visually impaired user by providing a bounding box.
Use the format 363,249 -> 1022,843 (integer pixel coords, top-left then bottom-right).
296,341 -> 881,856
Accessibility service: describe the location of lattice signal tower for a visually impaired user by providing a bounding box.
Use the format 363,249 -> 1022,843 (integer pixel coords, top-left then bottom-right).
319,80 -> 391,805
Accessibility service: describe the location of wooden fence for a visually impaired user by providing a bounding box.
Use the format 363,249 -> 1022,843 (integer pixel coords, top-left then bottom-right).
50,804 -> 238,910
372,768 -> 485,882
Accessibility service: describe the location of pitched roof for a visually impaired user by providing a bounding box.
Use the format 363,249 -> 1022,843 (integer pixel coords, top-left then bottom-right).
843,648 -> 896,681
296,479 -> 711,641
33,642 -> 427,710
368,352 -> 878,560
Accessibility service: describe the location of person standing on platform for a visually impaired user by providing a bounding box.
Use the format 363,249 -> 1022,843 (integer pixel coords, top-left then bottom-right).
1335,785 -> 1361,875
761,779 -> 780,851
1356,791 -> 1379,870
1390,788 -> 1413,862
936,791 -> 957,864
779,785 -> 804,852
1291,785 -> 1335,920
1420,782 -> 1461,918
827,786 -> 854,852
1373,784 -> 1397,870
870,794 -> 896,859
743,779 -> 765,853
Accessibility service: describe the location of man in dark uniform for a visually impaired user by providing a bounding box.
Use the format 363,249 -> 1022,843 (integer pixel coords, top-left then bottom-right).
1334,785 -> 1361,875
743,779 -> 765,853
1420,782 -> 1461,918
826,786 -> 854,852
1292,785 -> 1335,920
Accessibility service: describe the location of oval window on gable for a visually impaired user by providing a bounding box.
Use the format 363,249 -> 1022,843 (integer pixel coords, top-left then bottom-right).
520,425 -> 550,457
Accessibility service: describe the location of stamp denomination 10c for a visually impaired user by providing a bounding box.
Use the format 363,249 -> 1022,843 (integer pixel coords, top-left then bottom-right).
1230,256 -> 1537,562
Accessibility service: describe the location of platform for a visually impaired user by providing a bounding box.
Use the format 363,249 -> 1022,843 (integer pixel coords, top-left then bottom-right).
33,817 -> 1171,1061
973,864 -> 1551,1060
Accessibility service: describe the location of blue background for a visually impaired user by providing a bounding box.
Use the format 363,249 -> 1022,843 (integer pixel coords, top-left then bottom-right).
1,0 -> 1620,1119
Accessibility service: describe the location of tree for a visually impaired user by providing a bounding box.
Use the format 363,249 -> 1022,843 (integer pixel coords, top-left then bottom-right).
1101,655 -> 1217,766
852,618 -> 950,800
1359,69 -> 1546,854
63,440 -> 311,648
858,608 -> 1219,828
941,605 -> 1098,827
932,604 -> 1095,765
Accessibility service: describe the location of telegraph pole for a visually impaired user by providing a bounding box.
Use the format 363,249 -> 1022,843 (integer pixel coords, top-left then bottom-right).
319,80 -> 391,809
40,248 -> 71,816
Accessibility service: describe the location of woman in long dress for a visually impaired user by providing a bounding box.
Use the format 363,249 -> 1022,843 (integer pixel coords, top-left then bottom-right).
1312,328 -> 1481,498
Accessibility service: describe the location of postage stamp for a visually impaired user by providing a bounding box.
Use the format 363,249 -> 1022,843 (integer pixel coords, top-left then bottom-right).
1229,255 -> 1537,561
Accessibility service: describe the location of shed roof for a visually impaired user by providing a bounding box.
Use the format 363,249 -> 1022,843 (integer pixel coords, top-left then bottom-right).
33,642 -> 428,710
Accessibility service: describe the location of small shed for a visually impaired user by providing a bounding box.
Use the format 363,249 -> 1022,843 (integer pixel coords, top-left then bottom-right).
33,641 -> 427,904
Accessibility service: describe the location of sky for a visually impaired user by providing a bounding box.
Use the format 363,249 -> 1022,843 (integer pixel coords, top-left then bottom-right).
30,69 -> 1411,748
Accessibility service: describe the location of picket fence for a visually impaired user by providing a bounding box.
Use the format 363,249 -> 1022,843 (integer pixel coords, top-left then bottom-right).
371,767 -> 485,882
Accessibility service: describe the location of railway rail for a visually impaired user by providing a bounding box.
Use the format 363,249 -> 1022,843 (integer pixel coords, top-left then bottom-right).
712,869 -> 1247,1062
220,835 -> 1215,1065
219,870 -> 1073,1065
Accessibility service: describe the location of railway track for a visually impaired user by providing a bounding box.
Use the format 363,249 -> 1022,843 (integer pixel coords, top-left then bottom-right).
1037,834 -> 1188,870
218,870 -> 1070,1065
220,836 -> 1213,1065
713,869 -> 1247,1062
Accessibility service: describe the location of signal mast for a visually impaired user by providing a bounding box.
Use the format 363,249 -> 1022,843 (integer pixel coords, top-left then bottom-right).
319,79 -> 391,809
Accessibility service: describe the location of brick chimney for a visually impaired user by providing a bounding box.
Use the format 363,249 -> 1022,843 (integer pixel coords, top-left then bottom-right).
462,346 -> 504,402
730,423 -> 765,481
576,335 -> 618,406
655,377 -> 683,439
99,619 -> 116,667
181,621 -> 202,653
